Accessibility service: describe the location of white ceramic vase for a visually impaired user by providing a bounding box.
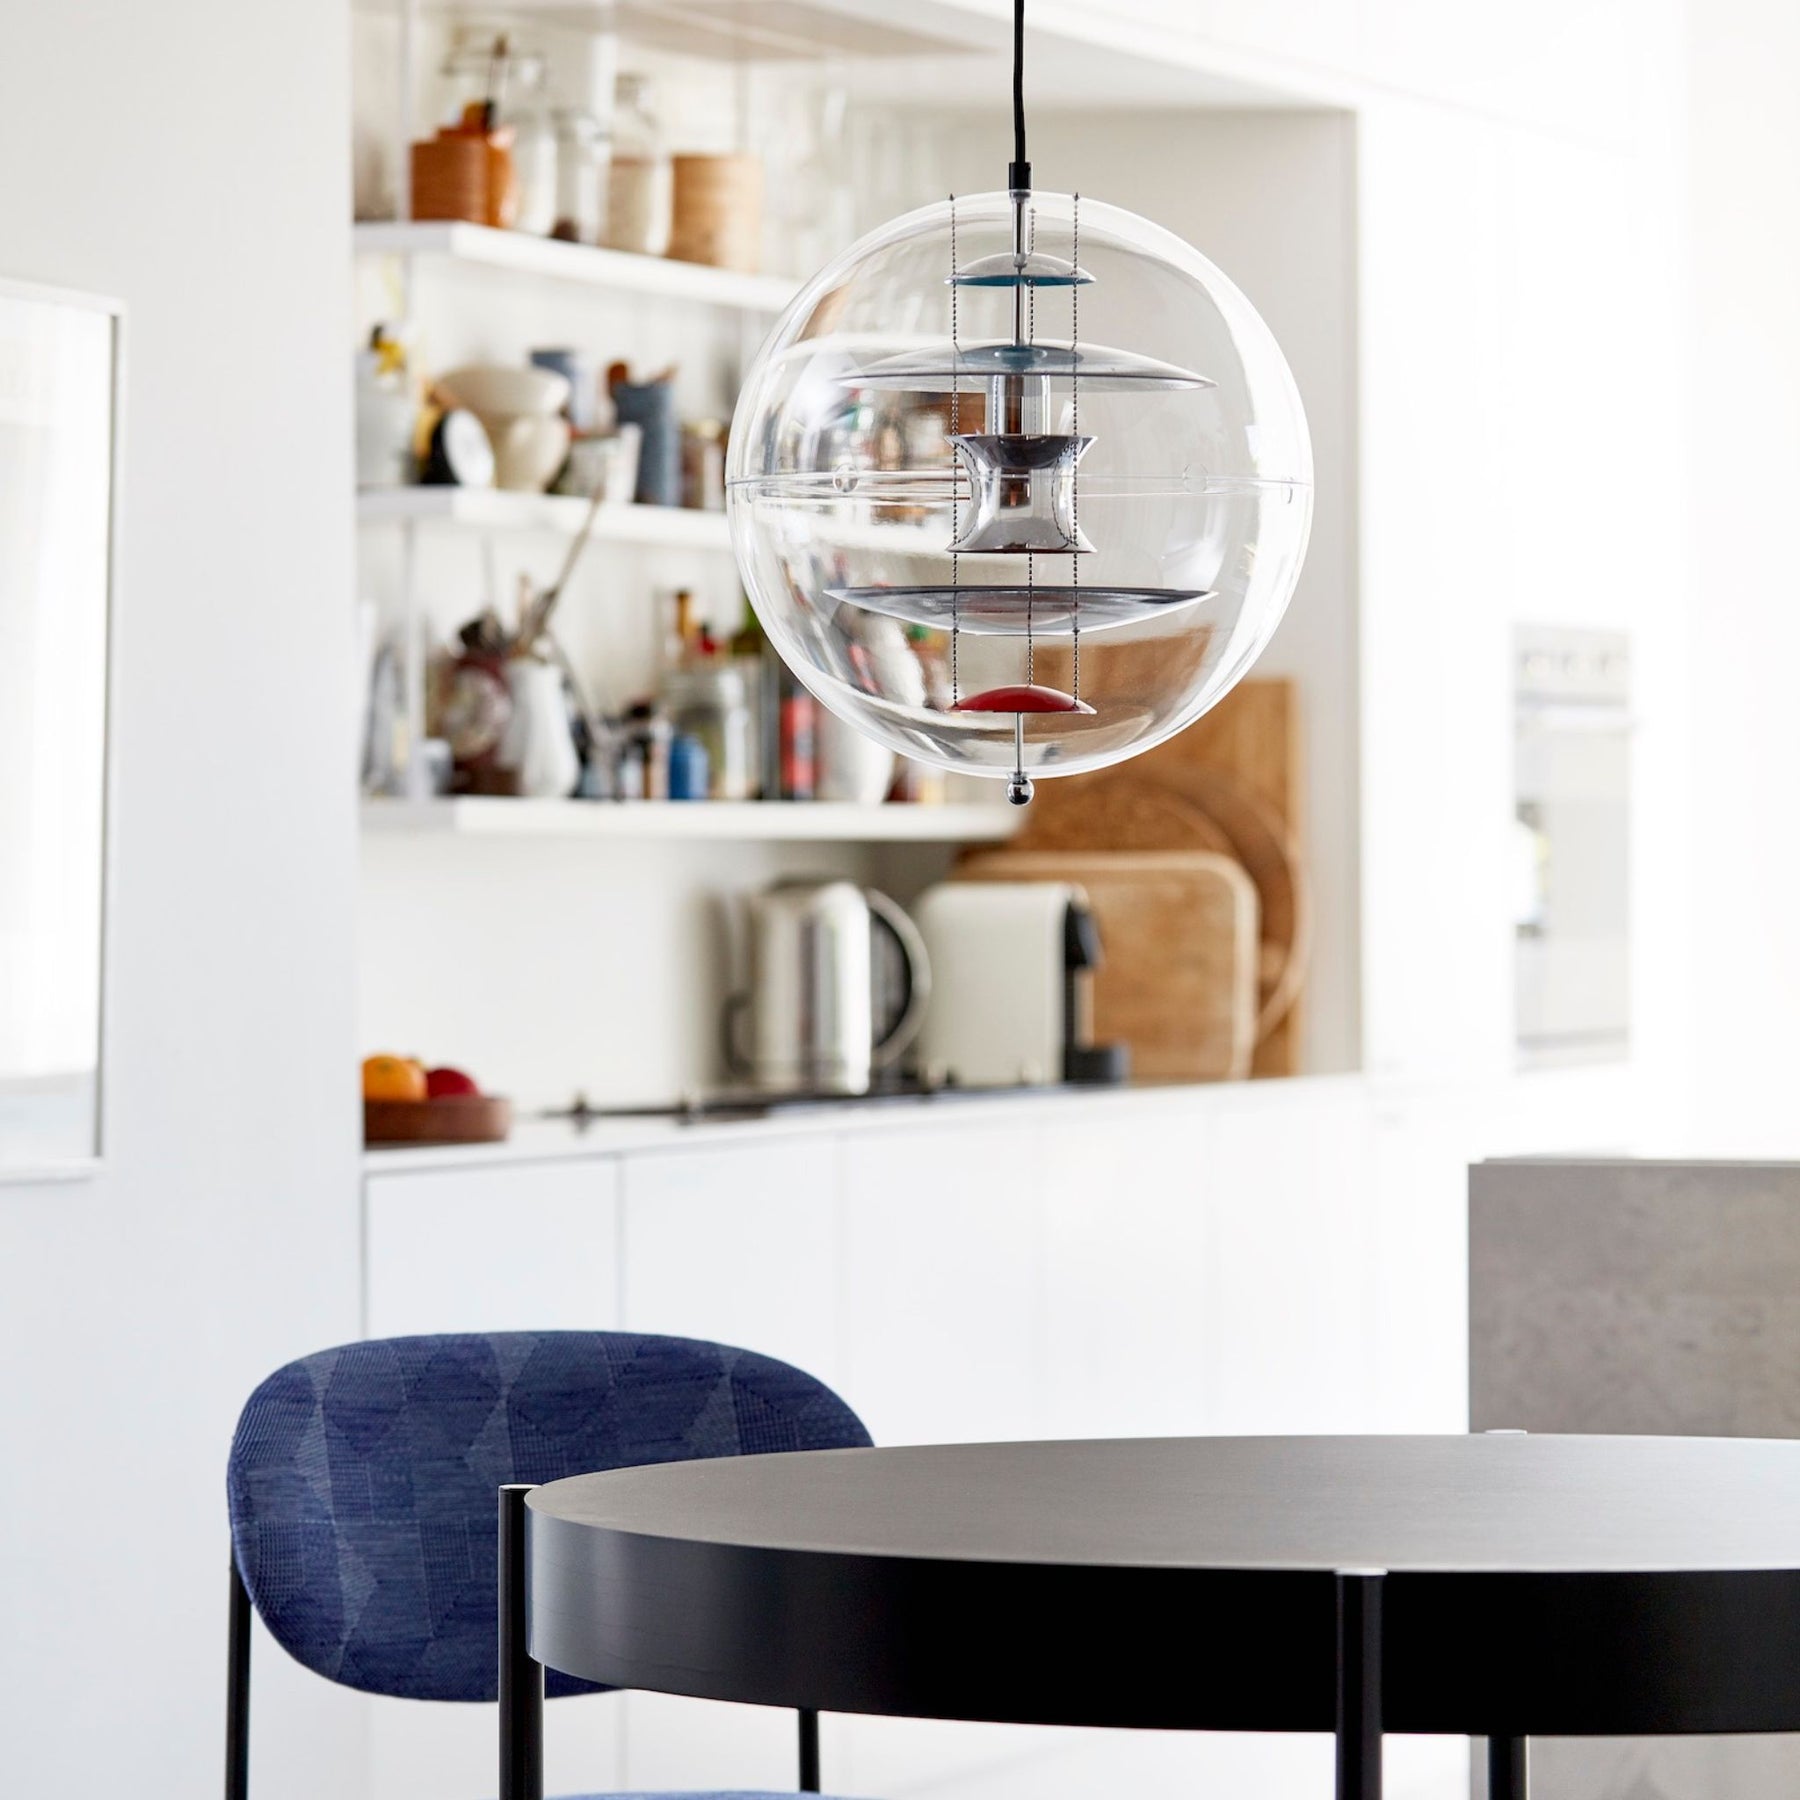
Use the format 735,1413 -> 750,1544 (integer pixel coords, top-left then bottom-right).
498,656 -> 580,798
817,703 -> 894,804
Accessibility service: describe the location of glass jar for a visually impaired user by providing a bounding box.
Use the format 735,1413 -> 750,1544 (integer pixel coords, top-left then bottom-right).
604,73 -> 670,256
511,95 -> 559,236
551,108 -> 609,244
666,663 -> 752,801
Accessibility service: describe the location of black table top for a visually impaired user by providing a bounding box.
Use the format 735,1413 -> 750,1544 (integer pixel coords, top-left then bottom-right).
530,1433 -> 1800,1573
526,1434 -> 1800,1736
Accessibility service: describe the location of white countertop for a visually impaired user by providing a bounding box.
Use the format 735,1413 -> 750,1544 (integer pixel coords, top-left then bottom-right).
363,1074 -> 1359,1175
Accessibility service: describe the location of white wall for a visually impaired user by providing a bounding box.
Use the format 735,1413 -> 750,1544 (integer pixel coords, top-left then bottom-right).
0,3 -> 364,1797
1024,107 -> 1363,1077
1685,0 -> 1800,1154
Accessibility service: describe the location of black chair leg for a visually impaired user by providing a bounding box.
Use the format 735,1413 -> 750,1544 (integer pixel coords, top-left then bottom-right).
1335,1571 -> 1383,1800
226,1554 -> 251,1800
797,1708 -> 821,1792
500,1484 -> 544,1800
1488,1735 -> 1528,1799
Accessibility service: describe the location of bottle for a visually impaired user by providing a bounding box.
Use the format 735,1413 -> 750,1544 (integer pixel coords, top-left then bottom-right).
624,700 -> 671,800
778,663 -> 817,802
663,588 -> 699,676
668,733 -> 711,801
604,74 -> 671,255
729,614 -> 772,800
550,107 -> 609,243
666,659 -> 753,802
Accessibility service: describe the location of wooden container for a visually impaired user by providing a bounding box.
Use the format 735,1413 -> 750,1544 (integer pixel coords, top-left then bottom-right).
410,133 -> 488,225
364,1093 -> 512,1146
667,153 -> 763,272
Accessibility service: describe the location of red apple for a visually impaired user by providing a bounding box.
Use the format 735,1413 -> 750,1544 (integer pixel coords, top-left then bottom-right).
425,1065 -> 481,1099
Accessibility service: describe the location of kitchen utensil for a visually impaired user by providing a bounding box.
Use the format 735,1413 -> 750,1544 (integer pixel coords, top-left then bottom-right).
354,341 -> 415,489
1132,676 -> 1308,1073
529,348 -> 595,430
958,851 -> 1259,1081
420,408 -> 495,487
991,682 -> 1310,1074
604,72 -> 670,254
608,366 -> 679,505
603,423 -> 642,499
439,364 -> 570,418
364,1093 -> 512,1146
666,662 -> 753,800
409,131 -> 488,223
668,732 -> 709,800
913,880 -> 1126,1087
1166,768 -> 1309,1057
726,881 -> 930,1095
552,106 -> 610,243
485,413 -> 571,491
817,703 -> 894,803
496,655 -> 579,797
681,419 -> 727,509
668,153 -> 764,272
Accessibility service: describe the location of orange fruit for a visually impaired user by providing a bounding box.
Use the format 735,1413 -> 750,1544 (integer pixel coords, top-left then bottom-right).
362,1053 -> 427,1102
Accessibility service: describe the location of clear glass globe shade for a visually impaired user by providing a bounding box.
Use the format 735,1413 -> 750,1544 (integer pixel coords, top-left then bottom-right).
727,190 -> 1312,785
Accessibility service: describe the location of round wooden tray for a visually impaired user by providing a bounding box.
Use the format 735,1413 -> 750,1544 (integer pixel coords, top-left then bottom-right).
363,1094 -> 512,1146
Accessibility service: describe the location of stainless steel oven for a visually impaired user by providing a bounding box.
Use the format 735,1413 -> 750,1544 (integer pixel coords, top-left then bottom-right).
1513,625 -> 1631,1068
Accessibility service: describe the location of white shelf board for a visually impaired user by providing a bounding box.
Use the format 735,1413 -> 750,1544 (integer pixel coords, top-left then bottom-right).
362,797 -> 1022,844
357,486 -> 734,549
354,220 -> 799,313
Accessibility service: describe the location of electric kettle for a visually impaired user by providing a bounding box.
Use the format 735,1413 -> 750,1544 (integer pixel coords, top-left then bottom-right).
726,881 -> 931,1095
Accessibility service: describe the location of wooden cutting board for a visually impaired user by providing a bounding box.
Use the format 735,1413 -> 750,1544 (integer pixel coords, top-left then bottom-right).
957,851 -> 1259,1082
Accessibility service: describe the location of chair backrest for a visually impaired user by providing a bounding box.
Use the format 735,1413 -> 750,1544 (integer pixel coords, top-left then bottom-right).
227,1331 -> 871,1703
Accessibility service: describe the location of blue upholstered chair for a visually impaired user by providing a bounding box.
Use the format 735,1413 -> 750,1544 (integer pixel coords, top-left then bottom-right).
226,1331 -> 873,1799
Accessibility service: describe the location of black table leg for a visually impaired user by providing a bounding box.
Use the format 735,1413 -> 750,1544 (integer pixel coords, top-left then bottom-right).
1336,1571 -> 1384,1800
500,1484 -> 544,1800
1488,1735 -> 1528,1800
797,1708 -> 821,1791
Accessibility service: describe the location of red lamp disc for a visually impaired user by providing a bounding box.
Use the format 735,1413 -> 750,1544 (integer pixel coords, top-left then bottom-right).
951,684 -> 1096,715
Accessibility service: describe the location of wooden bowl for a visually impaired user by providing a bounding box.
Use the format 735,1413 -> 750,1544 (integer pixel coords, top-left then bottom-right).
364,1094 -> 513,1147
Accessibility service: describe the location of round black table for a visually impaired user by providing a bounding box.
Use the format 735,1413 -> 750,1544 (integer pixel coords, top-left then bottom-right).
505,1435 -> 1800,1800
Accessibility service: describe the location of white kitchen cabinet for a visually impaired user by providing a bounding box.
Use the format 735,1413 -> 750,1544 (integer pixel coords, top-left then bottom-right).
618,1136 -> 844,1386
363,1158 -> 620,1338
361,1158 -> 628,1800
840,1117 -> 1047,1447
1036,1106 -> 1217,1439
615,1136 -> 846,1793
1204,1084 -> 1378,1432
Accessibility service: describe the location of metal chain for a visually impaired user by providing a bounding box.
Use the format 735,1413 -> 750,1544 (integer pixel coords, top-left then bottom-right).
1024,200 -> 1036,689
1026,553 -> 1035,686
1027,203 -> 1036,345
1070,191 -> 1081,705
949,192 -> 960,706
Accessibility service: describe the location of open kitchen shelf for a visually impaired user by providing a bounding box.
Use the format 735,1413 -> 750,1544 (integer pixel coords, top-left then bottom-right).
363,797 -> 1024,843
358,486 -> 735,548
354,220 -> 799,313
356,487 -> 956,559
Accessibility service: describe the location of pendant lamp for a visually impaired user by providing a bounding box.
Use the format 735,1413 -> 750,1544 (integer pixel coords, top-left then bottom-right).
727,0 -> 1311,803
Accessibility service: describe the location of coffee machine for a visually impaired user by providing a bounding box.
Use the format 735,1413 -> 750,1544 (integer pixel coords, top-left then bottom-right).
912,881 -> 1128,1087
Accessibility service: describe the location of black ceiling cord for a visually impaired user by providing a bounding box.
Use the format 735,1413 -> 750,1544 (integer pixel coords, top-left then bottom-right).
1008,0 -> 1030,193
